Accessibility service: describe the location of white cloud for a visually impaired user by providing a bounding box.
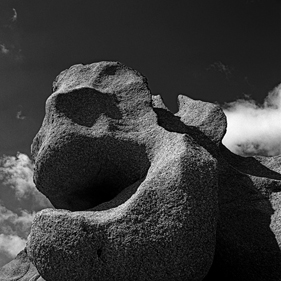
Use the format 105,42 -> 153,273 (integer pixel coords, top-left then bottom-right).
0,152 -> 52,267
0,152 -> 53,266
0,153 -> 52,208
0,205 -> 35,237
0,153 -> 34,198
0,234 -> 26,258
222,83 -> 281,156
0,205 -> 33,264
16,110 -> 26,120
11,8 -> 17,22
0,152 -> 52,266
0,44 -> 9,55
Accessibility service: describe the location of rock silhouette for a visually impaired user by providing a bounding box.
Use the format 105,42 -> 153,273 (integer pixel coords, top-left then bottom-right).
0,61 -> 281,281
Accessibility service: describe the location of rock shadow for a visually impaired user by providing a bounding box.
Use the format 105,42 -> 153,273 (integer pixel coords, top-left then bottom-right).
54,88 -> 123,128
204,148 -> 281,281
152,107 -> 281,280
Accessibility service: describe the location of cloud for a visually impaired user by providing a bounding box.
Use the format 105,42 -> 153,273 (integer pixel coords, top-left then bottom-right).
0,153 -> 53,267
0,153 -> 35,199
0,8 -> 23,61
0,205 -> 35,237
0,153 -> 52,208
16,110 -> 26,120
207,61 -> 233,80
11,8 -> 17,22
0,234 -> 26,258
0,44 -> 9,55
0,205 -> 34,265
16,105 -> 26,120
222,83 -> 281,156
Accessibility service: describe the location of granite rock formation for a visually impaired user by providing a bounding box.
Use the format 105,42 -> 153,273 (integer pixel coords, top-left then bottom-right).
0,61 -> 281,281
26,61 -> 224,281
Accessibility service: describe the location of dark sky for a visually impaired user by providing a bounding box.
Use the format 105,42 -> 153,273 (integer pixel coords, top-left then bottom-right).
0,0 -> 280,157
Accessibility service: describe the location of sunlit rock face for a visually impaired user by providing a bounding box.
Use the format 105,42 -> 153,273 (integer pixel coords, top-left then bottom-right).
26,61 -> 226,281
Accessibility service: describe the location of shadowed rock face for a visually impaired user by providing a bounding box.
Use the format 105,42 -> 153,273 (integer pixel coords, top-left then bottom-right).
26,61 -> 225,281
1,61 -> 281,281
204,148 -> 281,281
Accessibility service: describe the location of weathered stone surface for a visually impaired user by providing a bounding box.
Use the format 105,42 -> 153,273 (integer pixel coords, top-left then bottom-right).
4,60 -> 281,281
175,95 -> 226,147
31,61 -> 154,211
26,61 -> 227,280
204,145 -> 281,281
0,248 -> 44,281
151,94 -> 169,110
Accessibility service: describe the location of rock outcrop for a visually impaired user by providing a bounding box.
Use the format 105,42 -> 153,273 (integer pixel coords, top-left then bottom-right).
26,61 -> 224,281
1,61 -> 281,281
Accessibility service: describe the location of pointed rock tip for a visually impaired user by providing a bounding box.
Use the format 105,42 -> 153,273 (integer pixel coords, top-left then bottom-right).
151,94 -> 169,110
175,94 -> 227,145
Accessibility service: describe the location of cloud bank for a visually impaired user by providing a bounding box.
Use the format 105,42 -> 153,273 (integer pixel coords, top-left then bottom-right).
0,205 -> 34,259
0,234 -> 26,257
0,153 -> 52,267
0,153 -> 51,207
0,205 -> 35,237
222,83 -> 281,156
0,205 -> 34,266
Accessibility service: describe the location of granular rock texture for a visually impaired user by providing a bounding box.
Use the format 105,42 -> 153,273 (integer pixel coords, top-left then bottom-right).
26,61 -> 226,281
204,146 -> 281,281
1,61 -> 281,281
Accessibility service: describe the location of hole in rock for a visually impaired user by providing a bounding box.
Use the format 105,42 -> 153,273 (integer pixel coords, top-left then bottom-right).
54,88 -> 123,127
46,138 -> 151,212
101,64 -> 118,76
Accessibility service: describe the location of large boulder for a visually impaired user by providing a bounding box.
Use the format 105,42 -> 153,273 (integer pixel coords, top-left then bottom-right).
25,61 -> 226,281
